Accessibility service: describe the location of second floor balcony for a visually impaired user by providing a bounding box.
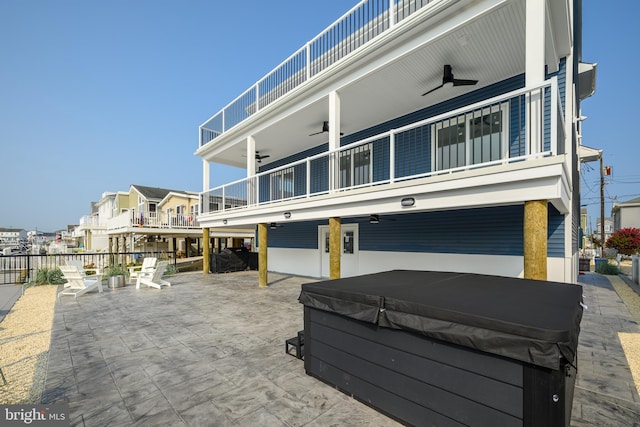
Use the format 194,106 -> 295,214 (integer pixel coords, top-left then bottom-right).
201,79 -> 568,223
106,210 -> 200,232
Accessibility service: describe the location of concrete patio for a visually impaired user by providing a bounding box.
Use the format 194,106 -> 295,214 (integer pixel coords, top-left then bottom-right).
41,270 -> 640,426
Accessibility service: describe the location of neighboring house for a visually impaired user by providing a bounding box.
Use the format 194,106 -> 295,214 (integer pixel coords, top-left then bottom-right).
0,228 -> 27,246
74,184 -> 254,256
74,191 -> 127,251
196,0 -> 595,284
612,197 -> 640,231
109,184 -> 203,256
594,217 -> 613,246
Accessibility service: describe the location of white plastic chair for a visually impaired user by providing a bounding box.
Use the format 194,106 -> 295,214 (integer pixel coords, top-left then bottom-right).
136,261 -> 171,290
128,257 -> 157,284
64,260 -> 103,287
58,265 -> 104,299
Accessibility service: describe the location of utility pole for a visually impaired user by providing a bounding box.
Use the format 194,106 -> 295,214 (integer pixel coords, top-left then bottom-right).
600,155 -> 605,255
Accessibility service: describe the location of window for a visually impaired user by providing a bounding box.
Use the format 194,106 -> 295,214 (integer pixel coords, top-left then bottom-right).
339,143 -> 372,188
270,167 -> 295,200
433,104 -> 507,171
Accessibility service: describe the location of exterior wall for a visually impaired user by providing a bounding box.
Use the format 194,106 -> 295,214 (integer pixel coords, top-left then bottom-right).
162,195 -> 198,214
117,194 -> 131,213
128,189 -> 142,211
268,206 -> 564,257
615,206 -> 640,230
268,248 -> 320,278
266,205 -> 568,281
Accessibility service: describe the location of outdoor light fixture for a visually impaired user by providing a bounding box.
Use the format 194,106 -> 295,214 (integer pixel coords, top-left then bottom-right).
284,212 -> 291,219
369,214 -> 380,224
269,222 -> 277,229
401,197 -> 415,207
223,219 -> 227,224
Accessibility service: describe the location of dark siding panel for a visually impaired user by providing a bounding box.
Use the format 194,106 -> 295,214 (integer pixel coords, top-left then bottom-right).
548,205 -> 565,257
357,206 -> 524,256
355,205 -> 564,257
269,221 -> 324,249
509,94 -> 526,157
372,137 -> 391,182
271,205 -> 564,256
395,124 -> 431,178
261,143 -> 328,171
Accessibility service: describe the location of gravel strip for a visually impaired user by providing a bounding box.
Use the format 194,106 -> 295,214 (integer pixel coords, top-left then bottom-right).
610,274 -> 640,394
0,285 -> 57,404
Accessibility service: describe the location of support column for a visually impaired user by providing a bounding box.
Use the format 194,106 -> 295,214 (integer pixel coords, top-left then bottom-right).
203,228 -> 210,274
258,223 -> 268,287
329,217 -> 341,280
524,200 -> 548,280
202,159 -> 210,193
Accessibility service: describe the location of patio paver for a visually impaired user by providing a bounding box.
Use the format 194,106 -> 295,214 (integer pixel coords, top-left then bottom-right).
40,270 -> 640,426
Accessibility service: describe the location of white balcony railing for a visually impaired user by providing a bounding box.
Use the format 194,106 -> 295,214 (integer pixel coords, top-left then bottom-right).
201,79 -> 565,215
106,211 -> 200,230
200,0 -> 435,146
79,215 -> 104,228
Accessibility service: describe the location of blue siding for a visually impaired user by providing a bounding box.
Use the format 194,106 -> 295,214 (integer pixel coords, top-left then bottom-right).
356,206 -> 524,255
395,125 -> 431,178
509,94 -> 526,157
270,205 -> 565,257
372,136 -> 391,182
268,221 -> 325,249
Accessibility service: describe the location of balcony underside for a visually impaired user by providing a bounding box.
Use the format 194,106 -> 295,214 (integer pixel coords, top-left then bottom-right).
199,155 -> 570,228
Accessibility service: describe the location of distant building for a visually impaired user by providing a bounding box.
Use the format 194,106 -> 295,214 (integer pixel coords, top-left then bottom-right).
0,228 -> 27,245
595,217 -> 614,244
612,197 -> 640,231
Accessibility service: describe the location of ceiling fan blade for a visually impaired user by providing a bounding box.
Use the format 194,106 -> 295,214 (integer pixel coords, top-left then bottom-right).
452,78 -> 478,87
422,84 -> 443,96
309,131 -> 324,136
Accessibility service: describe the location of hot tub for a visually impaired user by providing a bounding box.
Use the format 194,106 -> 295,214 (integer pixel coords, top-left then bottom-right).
299,270 -> 583,427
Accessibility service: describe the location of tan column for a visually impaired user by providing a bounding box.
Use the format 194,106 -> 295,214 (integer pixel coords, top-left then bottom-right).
329,217 -> 341,280
202,228 -> 210,274
258,223 -> 268,287
524,200 -> 548,280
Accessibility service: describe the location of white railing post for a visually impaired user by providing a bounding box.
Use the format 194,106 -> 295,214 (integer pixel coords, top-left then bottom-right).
306,42 -> 311,80
389,0 -> 396,28
222,187 -> 226,212
389,131 -> 395,183
306,158 -> 311,198
255,84 -> 260,113
550,76 -> 558,155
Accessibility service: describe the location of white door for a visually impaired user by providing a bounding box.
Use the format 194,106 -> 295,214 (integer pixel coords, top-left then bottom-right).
319,224 -> 359,278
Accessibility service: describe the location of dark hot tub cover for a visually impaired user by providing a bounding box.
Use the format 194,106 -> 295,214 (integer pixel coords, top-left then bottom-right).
299,270 -> 583,370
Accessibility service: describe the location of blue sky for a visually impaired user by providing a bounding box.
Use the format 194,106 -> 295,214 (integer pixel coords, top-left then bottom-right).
0,1 -> 637,233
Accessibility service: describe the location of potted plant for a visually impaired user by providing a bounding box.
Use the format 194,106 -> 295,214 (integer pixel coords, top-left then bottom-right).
105,264 -> 128,288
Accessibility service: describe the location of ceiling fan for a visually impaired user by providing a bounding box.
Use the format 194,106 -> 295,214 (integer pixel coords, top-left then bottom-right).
422,65 -> 478,96
254,151 -> 270,163
309,121 -> 343,136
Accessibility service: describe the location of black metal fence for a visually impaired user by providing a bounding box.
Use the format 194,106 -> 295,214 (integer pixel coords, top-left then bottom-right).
0,251 -> 177,285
